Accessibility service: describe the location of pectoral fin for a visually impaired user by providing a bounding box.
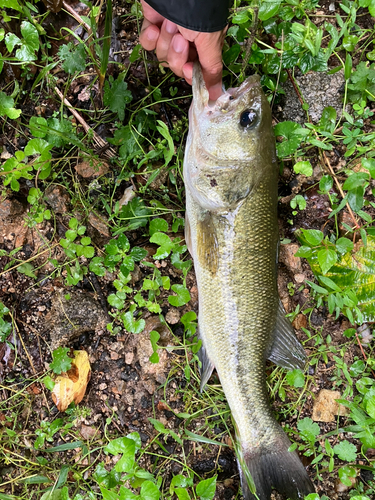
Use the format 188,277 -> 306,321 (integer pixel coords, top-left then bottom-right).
197,212 -> 219,275
196,326 -> 214,392
266,301 -> 306,370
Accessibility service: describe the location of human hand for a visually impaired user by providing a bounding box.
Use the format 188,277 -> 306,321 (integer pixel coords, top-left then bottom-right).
139,0 -> 226,101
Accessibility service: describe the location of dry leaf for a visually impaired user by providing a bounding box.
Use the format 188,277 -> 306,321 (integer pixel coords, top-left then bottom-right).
52,351 -> 91,412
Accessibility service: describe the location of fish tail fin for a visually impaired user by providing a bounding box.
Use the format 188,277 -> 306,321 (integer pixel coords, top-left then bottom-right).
236,433 -> 315,500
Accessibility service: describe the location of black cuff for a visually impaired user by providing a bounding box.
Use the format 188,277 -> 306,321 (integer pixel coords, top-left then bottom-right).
146,0 -> 230,32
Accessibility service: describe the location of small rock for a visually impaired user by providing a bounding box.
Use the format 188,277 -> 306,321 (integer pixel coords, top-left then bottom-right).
294,273 -> 305,284
131,264 -> 142,284
80,424 -> 99,440
292,313 -> 307,330
46,290 -> 108,350
125,351 -> 134,365
165,308 -> 180,325
75,158 -> 109,178
279,244 -> 302,273
98,383 -> 107,391
45,185 -> 70,213
88,211 -> 110,237
339,210 -> 356,237
0,197 -> 24,218
335,476 -> 356,493
312,389 -> 349,422
357,323 -> 373,345
119,186 -> 136,207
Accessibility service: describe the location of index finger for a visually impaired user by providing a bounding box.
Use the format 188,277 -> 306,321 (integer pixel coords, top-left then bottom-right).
194,30 -> 226,100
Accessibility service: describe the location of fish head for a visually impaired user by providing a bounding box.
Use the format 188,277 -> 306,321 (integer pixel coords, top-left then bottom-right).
184,62 -> 277,213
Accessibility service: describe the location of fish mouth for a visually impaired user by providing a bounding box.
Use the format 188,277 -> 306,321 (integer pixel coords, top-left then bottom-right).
192,61 -> 261,110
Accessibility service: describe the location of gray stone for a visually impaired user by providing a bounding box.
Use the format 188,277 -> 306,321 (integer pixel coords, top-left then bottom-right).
282,69 -> 345,124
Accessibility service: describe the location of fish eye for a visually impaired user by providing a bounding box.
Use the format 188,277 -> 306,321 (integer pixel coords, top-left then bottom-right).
239,109 -> 257,128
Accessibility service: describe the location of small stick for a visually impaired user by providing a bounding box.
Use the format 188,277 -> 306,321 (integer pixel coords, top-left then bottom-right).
0,243 -> 59,278
355,331 -> 375,378
54,86 -> 117,159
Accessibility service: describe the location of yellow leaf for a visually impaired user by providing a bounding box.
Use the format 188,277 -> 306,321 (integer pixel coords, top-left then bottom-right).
52,350 -> 91,412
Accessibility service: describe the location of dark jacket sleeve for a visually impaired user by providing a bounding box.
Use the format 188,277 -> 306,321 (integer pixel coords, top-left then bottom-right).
146,0 -> 230,32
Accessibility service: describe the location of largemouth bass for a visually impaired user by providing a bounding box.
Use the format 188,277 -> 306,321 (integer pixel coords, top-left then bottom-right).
183,63 -> 315,500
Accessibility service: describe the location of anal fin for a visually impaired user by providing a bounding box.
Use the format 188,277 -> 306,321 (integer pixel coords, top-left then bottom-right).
266,300 -> 306,370
196,326 -> 214,392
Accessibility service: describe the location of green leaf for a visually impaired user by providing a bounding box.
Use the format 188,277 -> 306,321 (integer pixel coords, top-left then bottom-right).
29,116 -> 48,138
104,75 -> 132,121
293,161 -> 313,176
119,197 -> 151,230
0,91 -> 21,119
297,417 -> 320,444
59,42 -> 86,74
168,284 -> 190,307
318,248 -> 337,274
258,0 -> 281,21
347,185 -> 365,212
50,347 -> 72,374
333,440 -> 357,462
285,368 -> 305,388
174,489 -> 191,500
362,158 -> 375,178
43,375 -> 55,391
105,436 -> 136,456
274,121 -> 309,158
319,175 -> 333,193
140,480 -> 160,500
18,262 -> 37,278
156,120 -> 174,166
319,107 -> 337,133
294,246 -> 313,258
343,172 -> 369,190
318,275 -> 341,292
336,237 -> 354,254
195,476 -> 217,500
150,232 -> 174,259
301,229 -> 324,246
0,0 -> 22,11
364,391 -> 375,418
122,311 -> 145,334
150,218 -> 169,235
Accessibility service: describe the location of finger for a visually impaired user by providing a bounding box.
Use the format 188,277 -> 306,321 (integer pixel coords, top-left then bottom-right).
182,62 -> 193,85
195,31 -> 226,100
167,33 -> 190,78
140,21 -> 160,51
141,0 -> 165,25
156,19 -> 178,66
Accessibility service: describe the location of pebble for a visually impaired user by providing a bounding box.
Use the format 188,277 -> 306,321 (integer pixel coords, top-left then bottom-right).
294,273 -> 305,284
125,351 -> 134,364
279,243 -> 302,273
357,323 -> 373,344
166,307 -> 181,325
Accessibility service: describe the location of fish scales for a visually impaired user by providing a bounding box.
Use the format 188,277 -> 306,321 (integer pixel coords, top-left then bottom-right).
184,63 -> 315,500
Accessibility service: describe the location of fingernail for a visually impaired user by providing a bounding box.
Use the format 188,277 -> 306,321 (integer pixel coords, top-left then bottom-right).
172,35 -> 185,53
147,28 -> 159,42
165,20 -> 178,34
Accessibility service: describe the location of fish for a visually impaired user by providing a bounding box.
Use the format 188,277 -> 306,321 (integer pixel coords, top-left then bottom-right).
183,62 -> 315,500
